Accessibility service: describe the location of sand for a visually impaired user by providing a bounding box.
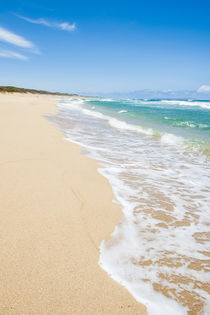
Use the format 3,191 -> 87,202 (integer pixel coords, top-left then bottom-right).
0,93 -> 147,314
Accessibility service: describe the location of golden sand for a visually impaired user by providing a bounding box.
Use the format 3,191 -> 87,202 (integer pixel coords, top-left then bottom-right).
0,93 -> 147,314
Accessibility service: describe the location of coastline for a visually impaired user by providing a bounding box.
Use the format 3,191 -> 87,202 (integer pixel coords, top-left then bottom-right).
0,93 -> 147,314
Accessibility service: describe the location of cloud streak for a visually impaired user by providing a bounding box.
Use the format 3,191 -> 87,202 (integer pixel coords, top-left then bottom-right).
197,85 -> 210,93
0,26 -> 35,49
0,49 -> 28,60
18,15 -> 76,32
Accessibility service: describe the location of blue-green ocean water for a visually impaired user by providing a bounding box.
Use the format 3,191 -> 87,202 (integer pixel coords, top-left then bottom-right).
84,98 -> 210,154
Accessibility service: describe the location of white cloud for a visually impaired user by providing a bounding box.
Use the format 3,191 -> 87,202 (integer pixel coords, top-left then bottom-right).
197,85 -> 210,93
18,15 -> 76,32
59,22 -> 76,31
0,26 -> 35,49
0,49 -> 28,60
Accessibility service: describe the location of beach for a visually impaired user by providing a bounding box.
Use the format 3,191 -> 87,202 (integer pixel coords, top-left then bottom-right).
0,93 -> 147,314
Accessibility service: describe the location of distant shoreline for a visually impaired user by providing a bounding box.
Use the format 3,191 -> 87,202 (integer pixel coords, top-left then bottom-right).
0,85 -> 78,97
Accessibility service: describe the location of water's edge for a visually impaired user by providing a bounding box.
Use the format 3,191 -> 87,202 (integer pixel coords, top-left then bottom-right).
46,98 -> 210,315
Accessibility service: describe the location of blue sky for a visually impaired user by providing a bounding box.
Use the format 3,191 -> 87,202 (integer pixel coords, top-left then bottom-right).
0,0 -> 210,95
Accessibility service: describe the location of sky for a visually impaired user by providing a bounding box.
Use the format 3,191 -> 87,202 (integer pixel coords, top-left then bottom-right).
0,0 -> 210,96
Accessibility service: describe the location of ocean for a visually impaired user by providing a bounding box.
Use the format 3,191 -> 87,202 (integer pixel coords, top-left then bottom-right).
48,98 -> 210,314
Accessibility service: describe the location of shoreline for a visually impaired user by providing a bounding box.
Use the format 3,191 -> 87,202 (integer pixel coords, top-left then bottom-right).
0,93 -> 147,314
48,96 -> 210,315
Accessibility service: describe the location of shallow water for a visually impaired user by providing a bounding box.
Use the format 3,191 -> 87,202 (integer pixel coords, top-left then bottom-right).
47,97 -> 210,314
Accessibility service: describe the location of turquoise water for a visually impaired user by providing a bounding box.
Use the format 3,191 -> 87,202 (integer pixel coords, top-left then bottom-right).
48,97 -> 210,315
84,98 -> 210,154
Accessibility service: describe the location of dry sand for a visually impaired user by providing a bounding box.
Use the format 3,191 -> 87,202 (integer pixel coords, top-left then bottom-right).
0,93 -> 147,314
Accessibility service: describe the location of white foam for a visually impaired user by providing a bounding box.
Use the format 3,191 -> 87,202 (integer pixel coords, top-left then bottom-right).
161,100 -> 210,110
118,110 -> 128,113
161,133 -> 184,146
174,121 -> 209,128
108,117 -> 154,136
99,236 -> 187,315
100,98 -> 115,102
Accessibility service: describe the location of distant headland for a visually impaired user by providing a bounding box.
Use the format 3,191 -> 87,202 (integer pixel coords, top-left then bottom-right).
0,86 -> 78,97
